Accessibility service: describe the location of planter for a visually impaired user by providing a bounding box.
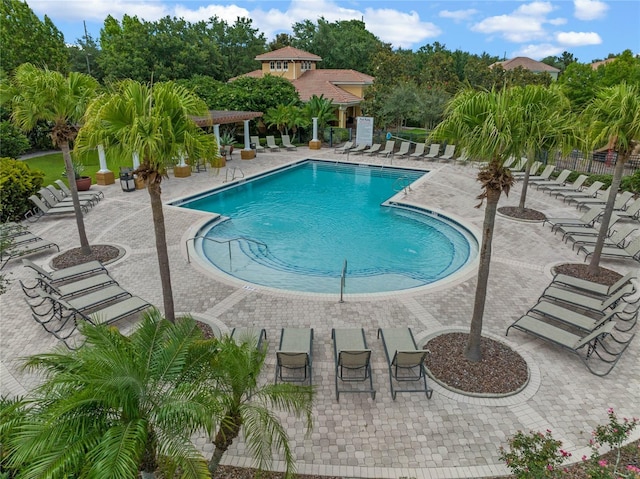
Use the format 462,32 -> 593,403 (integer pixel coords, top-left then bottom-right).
173,165 -> 191,178
75,176 -> 92,191
211,156 -> 226,168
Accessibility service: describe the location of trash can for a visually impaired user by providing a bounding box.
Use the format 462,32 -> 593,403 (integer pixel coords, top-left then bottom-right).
250,142 -> 256,152
119,168 -> 136,192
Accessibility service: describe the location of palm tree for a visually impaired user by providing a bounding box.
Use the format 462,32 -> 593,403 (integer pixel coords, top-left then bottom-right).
431,86 -> 574,362
0,64 -> 99,256
581,83 -> 640,274
207,336 -> 313,478
1,311 -> 219,478
75,80 -> 216,322
304,94 -> 337,131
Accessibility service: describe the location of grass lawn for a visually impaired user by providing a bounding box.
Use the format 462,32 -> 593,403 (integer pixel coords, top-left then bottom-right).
24,151 -> 100,187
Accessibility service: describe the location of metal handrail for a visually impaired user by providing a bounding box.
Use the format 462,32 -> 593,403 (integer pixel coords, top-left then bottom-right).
393,176 -> 412,194
339,259 -> 347,303
185,235 -> 268,267
224,167 -> 245,183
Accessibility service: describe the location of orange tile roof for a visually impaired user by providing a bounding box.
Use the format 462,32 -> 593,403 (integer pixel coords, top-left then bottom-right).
590,58 -> 616,70
191,110 -> 263,127
491,57 -> 560,73
293,69 -> 374,104
256,46 -> 322,62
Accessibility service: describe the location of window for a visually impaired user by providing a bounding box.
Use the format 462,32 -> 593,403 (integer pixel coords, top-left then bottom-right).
276,61 -> 282,70
301,61 -> 312,71
283,61 -> 289,71
269,61 -> 276,71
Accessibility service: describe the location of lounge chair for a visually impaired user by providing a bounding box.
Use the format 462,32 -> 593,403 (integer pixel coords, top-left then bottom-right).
531,169 -> 571,189
1,237 -> 59,269
601,197 -> 640,221
21,272 -> 117,300
362,143 -> 381,156
377,327 -> 432,400
543,207 -> 602,232
54,179 -> 103,201
437,144 -> 456,162
250,136 -> 265,153
506,316 -> 634,376
281,134 -> 297,151
26,195 -> 84,221
275,328 -> 313,384
409,143 -> 426,160
23,258 -> 106,283
380,140 -> 395,158
565,223 -> 637,251
552,271 -> 636,298
528,300 -> 636,333
39,187 -> 94,209
349,144 -> 368,155
334,141 -> 353,154
332,328 -> 375,401
3,230 -> 40,246
508,157 -> 528,173
393,141 -> 411,159
541,174 -> 588,195
265,136 -> 280,152
512,161 -> 542,178
455,149 -> 470,166
46,185 -> 99,206
231,327 -> 267,351
539,282 -> 635,314
30,284 -> 132,316
575,190 -> 633,211
527,165 -> 555,182
555,213 -> 620,241
577,235 -> 640,263
555,181 -> 604,202
423,143 -> 440,161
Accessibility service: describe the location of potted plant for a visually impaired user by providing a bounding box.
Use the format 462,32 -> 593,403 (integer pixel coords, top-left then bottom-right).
72,160 -> 92,191
219,130 -> 236,158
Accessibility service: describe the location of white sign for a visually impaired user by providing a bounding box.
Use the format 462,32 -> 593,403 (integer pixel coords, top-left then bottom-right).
355,117 -> 374,147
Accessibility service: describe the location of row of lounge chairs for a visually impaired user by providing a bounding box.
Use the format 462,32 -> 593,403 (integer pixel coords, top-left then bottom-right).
506,272 -> 638,376
25,180 -> 103,222
21,258 -> 152,349
334,140 -> 457,162
0,222 -> 59,269
251,135 -> 297,152
273,326 -> 432,401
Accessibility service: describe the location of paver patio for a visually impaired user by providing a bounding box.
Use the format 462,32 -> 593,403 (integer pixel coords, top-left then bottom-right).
1,147 -> 638,478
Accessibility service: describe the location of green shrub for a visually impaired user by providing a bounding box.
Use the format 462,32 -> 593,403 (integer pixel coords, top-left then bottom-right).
584,174 -> 613,189
621,170 -> 640,194
0,121 -> 30,158
0,157 -> 45,222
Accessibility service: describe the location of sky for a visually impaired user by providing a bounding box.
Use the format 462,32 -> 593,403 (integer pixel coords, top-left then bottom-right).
27,0 -> 640,62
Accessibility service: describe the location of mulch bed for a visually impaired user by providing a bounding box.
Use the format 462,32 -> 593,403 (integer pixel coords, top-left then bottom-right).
498,206 -> 547,221
51,244 -> 122,269
424,333 -> 528,394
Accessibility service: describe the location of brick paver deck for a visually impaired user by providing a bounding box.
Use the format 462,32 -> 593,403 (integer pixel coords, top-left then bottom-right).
2,147 -> 638,478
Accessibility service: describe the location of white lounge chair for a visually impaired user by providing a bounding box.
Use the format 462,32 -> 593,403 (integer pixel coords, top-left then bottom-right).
437,144 -> 456,162
265,136 -> 280,151
334,141 -> 353,154
394,141 -> 411,159
362,143 -> 381,156
379,140 -> 395,158
423,143 -> 440,161
250,136 -> 265,153
281,134 -> 297,151
409,143 -> 426,160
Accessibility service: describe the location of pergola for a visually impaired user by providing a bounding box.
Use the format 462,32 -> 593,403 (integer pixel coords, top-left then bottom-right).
192,110 -> 264,160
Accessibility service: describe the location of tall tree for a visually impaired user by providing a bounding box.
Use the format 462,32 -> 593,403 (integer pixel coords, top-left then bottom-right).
303,94 -> 336,131
67,30 -> 103,81
598,49 -> 640,87
76,80 -> 216,322
558,62 -> 599,112
581,83 -> 640,274
431,86 -> 573,361
0,0 -> 68,73
1,311 -> 219,478
207,336 -> 313,477
0,64 -> 99,255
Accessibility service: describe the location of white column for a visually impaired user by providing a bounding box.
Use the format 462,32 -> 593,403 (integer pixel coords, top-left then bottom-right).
213,124 -> 221,156
243,120 -> 251,150
178,150 -> 187,167
97,145 -> 110,173
312,117 -> 318,141
133,152 -> 140,169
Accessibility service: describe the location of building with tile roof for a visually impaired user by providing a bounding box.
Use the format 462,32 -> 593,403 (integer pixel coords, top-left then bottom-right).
234,46 -> 374,128
491,56 -> 561,80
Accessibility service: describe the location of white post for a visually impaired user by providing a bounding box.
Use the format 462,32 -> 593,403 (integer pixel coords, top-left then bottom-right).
213,124 -> 221,157
97,145 -> 110,173
178,150 -> 187,167
133,152 -> 140,169
312,117 -> 318,141
243,120 -> 251,150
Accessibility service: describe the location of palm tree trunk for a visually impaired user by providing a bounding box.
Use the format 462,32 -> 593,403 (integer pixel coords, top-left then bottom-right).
60,141 -> 91,256
147,181 -> 176,323
465,187 -> 501,362
588,155 -> 627,274
518,163 -> 532,209
208,414 -> 242,477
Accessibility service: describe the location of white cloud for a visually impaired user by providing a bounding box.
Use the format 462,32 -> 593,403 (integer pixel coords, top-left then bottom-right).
439,9 -> 479,22
363,8 -> 441,48
28,0 -> 169,22
470,1 -> 563,43
513,43 -> 564,59
174,4 -> 251,24
556,31 -> 602,46
574,0 -> 609,20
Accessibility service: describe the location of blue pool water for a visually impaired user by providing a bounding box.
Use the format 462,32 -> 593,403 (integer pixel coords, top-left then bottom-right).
178,160 -> 478,293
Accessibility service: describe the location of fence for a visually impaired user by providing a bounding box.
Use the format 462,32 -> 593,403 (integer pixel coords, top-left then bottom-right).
553,150 -> 640,176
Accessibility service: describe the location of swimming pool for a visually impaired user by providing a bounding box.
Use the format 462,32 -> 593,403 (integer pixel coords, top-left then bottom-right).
177,160 -> 478,294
